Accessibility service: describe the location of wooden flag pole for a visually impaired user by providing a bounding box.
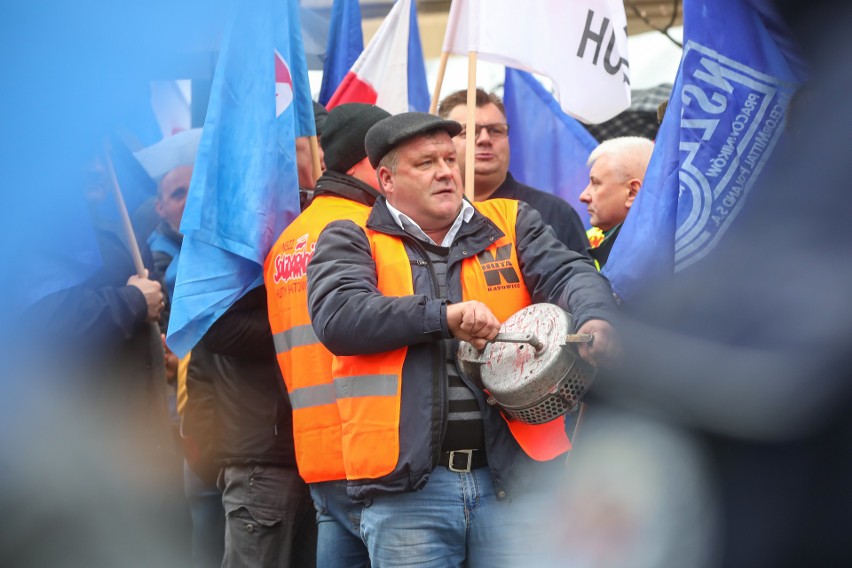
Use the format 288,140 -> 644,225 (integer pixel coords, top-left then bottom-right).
429,51 -> 450,115
103,142 -> 172,437
309,135 -> 322,183
103,144 -> 146,278
464,51 -> 478,201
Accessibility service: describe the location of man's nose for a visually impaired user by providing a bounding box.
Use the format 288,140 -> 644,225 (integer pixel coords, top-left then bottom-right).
579,186 -> 592,203
475,127 -> 492,143
436,159 -> 453,177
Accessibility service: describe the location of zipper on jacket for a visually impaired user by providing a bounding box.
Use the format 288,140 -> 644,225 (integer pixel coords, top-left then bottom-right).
403,235 -> 448,471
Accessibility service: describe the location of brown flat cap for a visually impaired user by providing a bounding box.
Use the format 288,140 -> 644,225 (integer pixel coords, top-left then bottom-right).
365,112 -> 462,169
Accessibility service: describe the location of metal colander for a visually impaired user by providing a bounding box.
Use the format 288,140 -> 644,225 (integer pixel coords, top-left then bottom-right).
458,303 -> 596,425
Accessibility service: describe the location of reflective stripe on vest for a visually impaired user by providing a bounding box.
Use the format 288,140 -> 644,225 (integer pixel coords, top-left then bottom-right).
273,324 -> 319,354
264,195 -> 372,483
332,231 -> 410,480
332,199 -> 570,482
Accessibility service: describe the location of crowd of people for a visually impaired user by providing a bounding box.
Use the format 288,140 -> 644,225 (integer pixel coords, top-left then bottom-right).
10,1 -> 852,565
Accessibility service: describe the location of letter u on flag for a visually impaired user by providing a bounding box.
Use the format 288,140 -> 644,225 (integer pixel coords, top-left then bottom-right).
602,0 -> 804,301
442,0 -> 631,124
167,0 -> 314,357
327,0 -> 430,114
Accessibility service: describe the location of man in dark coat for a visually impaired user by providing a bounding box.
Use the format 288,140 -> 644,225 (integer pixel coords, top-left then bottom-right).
438,88 -> 591,254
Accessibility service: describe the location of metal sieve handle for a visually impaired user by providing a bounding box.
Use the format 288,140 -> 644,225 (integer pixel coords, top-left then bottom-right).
565,333 -> 595,346
491,332 -> 545,353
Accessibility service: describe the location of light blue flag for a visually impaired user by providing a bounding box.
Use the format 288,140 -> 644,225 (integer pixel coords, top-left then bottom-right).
279,0 -> 317,139
503,68 -> 599,228
603,0 -> 803,300
318,0 -> 364,106
167,0 -> 309,357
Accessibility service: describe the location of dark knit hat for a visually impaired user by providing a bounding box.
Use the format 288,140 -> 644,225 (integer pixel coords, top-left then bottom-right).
321,103 -> 391,173
365,112 -> 463,169
312,101 -> 329,136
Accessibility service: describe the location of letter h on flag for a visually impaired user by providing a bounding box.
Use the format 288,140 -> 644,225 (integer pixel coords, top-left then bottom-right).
603,0 -> 804,301
167,0 -> 315,357
442,0 -> 631,124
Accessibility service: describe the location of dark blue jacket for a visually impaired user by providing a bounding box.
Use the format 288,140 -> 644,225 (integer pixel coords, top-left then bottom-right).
308,197 -> 617,501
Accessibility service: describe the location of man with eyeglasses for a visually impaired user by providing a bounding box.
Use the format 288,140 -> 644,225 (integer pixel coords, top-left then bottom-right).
438,88 -> 590,255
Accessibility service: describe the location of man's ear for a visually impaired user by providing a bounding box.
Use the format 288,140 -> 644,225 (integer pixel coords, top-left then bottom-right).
625,179 -> 641,208
377,166 -> 394,196
154,199 -> 164,218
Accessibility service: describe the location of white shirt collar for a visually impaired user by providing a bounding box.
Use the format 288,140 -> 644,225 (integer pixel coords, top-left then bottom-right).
385,198 -> 475,247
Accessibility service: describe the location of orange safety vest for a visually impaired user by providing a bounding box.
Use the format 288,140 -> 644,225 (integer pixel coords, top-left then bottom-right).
332,198 -> 571,481
264,195 -> 372,483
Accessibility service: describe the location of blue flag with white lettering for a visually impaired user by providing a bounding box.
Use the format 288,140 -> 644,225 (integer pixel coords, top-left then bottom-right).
503,68 -> 599,228
318,0 -> 363,106
603,0 -> 803,300
167,0 -> 310,357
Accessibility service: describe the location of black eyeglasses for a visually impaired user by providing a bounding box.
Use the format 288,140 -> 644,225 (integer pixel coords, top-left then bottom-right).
457,123 -> 510,139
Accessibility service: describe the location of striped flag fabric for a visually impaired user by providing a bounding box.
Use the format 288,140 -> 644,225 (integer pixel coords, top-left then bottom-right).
326,0 -> 429,114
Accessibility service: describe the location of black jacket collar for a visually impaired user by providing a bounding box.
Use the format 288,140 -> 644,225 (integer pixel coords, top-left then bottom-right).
313,170 -> 380,207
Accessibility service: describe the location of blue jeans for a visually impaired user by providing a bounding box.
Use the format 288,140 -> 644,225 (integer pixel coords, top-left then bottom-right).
310,480 -> 370,568
183,461 -> 225,568
359,465 -> 550,568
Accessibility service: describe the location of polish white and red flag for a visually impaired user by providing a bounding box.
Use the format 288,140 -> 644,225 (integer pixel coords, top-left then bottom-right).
326,0 -> 429,114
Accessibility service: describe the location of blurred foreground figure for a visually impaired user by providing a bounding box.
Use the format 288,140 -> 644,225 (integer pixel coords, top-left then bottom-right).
9,158 -> 189,566
548,3 -> 852,567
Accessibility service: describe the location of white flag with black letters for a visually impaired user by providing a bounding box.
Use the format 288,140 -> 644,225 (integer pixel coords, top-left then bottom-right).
442,0 -> 631,124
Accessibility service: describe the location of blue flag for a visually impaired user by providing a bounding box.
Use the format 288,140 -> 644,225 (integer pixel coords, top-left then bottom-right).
279,0 -> 317,140
167,0 -> 310,357
318,0 -> 363,106
603,0 -> 803,300
405,0 -> 430,113
503,68 -> 599,228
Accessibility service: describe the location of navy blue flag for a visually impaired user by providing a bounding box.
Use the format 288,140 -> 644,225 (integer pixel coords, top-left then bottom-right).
503,68 -> 599,228
603,0 -> 803,300
318,0 -> 364,106
167,0 -> 311,357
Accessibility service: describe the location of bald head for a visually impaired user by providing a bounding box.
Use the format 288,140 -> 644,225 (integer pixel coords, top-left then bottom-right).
156,165 -> 193,232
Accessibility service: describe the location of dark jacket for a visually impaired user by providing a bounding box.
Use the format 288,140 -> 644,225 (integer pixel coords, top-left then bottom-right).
308,197 -> 618,500
490,172 -> 590,255
313,169 -> 381,206
197,286 -> 297,468
26,220 -> 165,404
23,218 -> 176,476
